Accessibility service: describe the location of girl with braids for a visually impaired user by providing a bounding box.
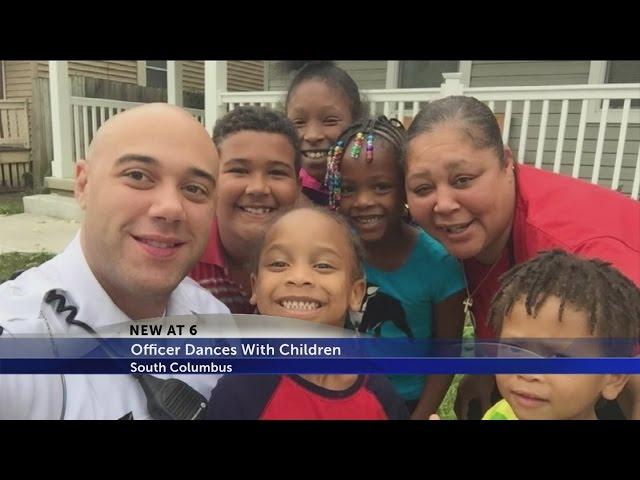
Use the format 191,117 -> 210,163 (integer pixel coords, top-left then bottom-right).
327,115 -> 466,419
405,95 -> 640,419
284,61 -> 363,206
483,250 -> 640,420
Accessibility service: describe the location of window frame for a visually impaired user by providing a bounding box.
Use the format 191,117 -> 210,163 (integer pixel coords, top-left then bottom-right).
587,60 -> 640,124
0,61 -> 6,99
385,61 -> 472,89
137,60 -> 168,89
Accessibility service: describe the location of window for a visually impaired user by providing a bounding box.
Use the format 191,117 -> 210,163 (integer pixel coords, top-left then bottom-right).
399,61 -> 460,88
606,61 -> 640,108
146,60 -> 167,89
588,61 -> 640,123
386,61 -> 472,89
137,61 -> 167,89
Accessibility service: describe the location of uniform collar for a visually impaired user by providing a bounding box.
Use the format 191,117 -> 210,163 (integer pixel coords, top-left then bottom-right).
54,232 -> 204,330
53,232 -> 132,331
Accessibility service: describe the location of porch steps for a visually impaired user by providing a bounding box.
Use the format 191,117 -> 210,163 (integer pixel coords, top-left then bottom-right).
23,194 -> 83,222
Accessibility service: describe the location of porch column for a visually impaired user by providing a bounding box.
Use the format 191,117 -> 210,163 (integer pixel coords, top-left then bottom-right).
49,60 -> 74,179
439,72 -> 465,98
167,61 -> 183,107
204,61 -> 227,136
385,61 -> 400,89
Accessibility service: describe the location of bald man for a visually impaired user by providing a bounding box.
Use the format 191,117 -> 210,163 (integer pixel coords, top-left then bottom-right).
0,104 -> 230,419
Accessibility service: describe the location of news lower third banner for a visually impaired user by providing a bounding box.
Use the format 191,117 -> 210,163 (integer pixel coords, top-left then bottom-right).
1,338 -> 639,375
1,314 -> 638,374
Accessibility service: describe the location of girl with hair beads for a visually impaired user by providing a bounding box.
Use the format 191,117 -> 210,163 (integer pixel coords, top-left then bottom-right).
326,116 -> 467,419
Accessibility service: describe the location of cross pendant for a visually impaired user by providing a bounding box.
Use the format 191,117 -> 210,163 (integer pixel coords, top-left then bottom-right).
463,296 -> 476,329
463,297 -> 473,313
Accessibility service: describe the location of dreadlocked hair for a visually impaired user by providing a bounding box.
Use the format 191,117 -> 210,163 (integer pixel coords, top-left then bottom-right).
325,115 -> 407,210
489,250 -> 640,346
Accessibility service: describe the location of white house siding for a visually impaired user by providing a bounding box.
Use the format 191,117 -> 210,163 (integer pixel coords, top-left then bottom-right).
35,61 -> 139,84
3,61 -> 36,152
266,61 -> 387,91
265,60 -> 593,90
228,61 -> 265,91
4,61 -> 34,99
171,61 -> 265,93
31,60 -> 263,93
469,61 -> 591,86
183,61 -> 204,92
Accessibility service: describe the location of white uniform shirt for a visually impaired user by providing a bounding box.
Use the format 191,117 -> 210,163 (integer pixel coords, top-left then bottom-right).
0,233 -> 230,419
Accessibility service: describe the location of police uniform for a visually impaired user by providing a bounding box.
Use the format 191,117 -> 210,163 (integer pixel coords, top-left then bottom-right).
0,233 -> 230,419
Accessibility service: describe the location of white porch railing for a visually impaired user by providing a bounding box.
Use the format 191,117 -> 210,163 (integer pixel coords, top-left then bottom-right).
220,75 -> 640,200
69,96 -> 205,162
49,63 -> 639,201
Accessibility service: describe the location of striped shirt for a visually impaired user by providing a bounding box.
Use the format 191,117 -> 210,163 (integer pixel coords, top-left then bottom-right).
189,219 -> 255,314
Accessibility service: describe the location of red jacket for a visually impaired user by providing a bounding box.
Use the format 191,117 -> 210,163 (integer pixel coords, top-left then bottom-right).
464,164 -> 640,339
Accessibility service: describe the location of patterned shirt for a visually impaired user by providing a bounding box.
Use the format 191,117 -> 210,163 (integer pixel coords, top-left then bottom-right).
189,219 -> 255,314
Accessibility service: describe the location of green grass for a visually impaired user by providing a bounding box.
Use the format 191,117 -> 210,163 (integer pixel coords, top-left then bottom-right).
0,193 -> 53,281
436,322 -> 476,420
437,374 -> 463,420
0,193 -> 25,215
0,251 -> 55,283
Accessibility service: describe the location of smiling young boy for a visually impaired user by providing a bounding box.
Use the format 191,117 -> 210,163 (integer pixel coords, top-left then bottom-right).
206,207 -> 408,420
190,106 -> 301,313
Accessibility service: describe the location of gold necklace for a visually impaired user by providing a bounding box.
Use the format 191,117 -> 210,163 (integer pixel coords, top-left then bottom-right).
460,256 -> 503,330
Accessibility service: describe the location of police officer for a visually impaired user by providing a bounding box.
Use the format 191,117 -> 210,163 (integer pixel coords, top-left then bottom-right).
0,103 -> 229,419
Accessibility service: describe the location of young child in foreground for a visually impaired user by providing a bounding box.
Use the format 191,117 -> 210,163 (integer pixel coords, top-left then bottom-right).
205,207 -> 409,420
483,249 -> 640,420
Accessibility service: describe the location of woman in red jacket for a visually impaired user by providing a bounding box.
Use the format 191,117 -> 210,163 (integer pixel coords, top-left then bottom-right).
404,95 -> 640,420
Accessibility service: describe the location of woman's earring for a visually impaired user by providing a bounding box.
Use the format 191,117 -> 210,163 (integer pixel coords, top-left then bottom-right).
403,203 -> 410,219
